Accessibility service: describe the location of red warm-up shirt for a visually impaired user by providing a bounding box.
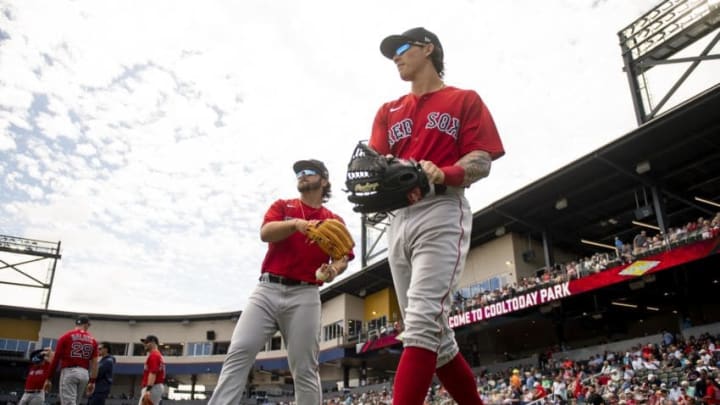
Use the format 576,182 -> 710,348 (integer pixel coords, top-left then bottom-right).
47,329 -> 98,378
369,86 -> 505,166
141,349 -> 165,386
25,362 -> 52,390
261,198 -> 354,283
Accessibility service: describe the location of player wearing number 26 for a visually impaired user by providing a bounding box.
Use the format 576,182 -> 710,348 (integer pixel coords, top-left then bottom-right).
44,314 -> 99,405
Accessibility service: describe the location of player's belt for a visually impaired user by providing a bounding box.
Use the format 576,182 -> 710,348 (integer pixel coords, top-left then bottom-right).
259,273 -> 316,286
25,390 -> 43,393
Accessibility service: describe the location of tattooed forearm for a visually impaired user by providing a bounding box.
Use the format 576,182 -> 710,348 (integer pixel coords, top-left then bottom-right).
456,150 -> 492,186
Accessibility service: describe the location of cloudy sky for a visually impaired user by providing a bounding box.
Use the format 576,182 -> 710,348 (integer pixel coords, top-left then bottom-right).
1,0 -> 716,315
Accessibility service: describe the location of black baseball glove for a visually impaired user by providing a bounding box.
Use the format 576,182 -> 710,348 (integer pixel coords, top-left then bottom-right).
345,141 -> 430,214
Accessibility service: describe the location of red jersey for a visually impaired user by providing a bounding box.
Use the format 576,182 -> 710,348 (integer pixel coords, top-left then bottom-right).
141,349 -> 165,386
25,362 -> 52,390
369,86 -> 505,167
47,328 -> 98,378
261,198 -> 354,283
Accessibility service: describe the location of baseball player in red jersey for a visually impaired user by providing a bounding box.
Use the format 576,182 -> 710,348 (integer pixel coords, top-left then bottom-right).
369,27 -> 505,405
139,335 -> 165,405
45,314 -> 99,405
208,159 -> 354,405
19,348 -> 53,405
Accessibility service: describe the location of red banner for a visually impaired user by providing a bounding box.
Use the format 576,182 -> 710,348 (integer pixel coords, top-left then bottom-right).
358,332 -> 401,353
449,237 -> 720,329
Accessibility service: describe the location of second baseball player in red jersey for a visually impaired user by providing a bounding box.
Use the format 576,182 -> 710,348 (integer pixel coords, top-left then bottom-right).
370,27 -> 505,405
19,348 -> 53,405
139,335 -> 165,405
209,158 -> 355,405
45,314 -> 99,405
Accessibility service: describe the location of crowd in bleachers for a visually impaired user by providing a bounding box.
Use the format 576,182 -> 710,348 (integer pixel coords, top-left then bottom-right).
452,213 -> 720,316
308,330 -> 720,404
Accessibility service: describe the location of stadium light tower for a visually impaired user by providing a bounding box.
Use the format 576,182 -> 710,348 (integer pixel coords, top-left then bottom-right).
0,234 -> 62,309
618,0 -> 720,124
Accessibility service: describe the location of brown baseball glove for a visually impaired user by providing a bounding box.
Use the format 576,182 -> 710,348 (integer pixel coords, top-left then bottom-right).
305,219 -> 354,260
141,391 -> 154,405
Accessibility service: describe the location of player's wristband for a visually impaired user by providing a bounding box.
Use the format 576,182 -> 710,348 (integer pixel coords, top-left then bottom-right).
89,378 -> 96,383
440,165 -> 465,187
145,385 -> 153,390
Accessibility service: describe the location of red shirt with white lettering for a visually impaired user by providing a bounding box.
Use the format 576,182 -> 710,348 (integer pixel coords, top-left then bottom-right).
47,328 -> 98,378
141,349 -> 166,386
370,86 -> 505,166
261,198 -> 354,283
25,362 -> 52,390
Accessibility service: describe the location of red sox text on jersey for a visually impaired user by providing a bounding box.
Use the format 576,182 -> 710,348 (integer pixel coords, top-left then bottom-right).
388,112 -> 460,147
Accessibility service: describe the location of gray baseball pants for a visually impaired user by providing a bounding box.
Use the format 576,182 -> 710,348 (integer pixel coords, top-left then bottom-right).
18,392 -> 44,405
59,366 -> 89,405
387,187 -> 471,367
208,281 -> 322,405
138,384 -> 163,405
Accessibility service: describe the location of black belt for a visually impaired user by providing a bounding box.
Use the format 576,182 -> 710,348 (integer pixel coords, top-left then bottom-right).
25,390 -> 43,393
260,273 -> 316,286
63,365 -> 85,369
435,184 -> 447,195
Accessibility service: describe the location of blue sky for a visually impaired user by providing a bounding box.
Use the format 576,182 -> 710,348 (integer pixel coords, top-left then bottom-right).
1,0 -> 716,315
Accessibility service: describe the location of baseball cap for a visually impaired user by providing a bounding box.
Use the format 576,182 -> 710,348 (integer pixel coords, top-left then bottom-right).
380,27 -> 443,60
29,349 -> 46,364
293,159 -> 329,179
75,314 -> 91,325
140,335 -> 159,345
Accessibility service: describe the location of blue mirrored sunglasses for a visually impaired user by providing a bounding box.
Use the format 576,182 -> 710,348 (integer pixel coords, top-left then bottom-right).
296,169 -> 318,178
395,42 -> 426,56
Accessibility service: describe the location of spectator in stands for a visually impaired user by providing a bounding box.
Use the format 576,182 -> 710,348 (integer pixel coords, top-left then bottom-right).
677,385 -> 691,405
704,375 -> 720,404
586,384 -> 606,405
662,330 -> 674,347
552,375 -> 568,403
633,230 -> 648,255
695,370 -> 708,401
19,348 -> 53,405
510,369 -> 522,391
668,381 -> 682,402
614,237 -> 624,257
88,342 -> 115,405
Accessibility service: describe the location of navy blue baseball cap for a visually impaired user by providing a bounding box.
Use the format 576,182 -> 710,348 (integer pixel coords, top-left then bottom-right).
30,349 -> 46,364
140,335 -> 159,345
75,314 -> 91,325
380,27 -> 443,60
293,159 -> 329,179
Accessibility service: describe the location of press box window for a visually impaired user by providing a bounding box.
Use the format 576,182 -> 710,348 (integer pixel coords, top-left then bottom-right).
188,342 -> 212,356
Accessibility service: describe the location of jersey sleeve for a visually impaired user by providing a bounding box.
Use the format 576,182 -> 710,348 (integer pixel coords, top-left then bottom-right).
459,91 -> 505,160
46,334 -> 66,379
369,104 -> 391,155
262,199 -> 287,226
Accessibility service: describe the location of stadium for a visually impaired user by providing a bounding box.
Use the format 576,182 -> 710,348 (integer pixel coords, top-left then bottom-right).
2,1 -> 720,404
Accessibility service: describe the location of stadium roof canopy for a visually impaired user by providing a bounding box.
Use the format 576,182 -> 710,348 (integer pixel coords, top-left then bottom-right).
321,84 -> 720,302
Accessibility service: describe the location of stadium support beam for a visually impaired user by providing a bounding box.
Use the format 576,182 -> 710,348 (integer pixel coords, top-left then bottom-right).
0,235 -> 62,309
618,0 -> 720,124
592,154 -> 714,216
360,213 -> 391,268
